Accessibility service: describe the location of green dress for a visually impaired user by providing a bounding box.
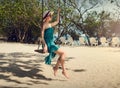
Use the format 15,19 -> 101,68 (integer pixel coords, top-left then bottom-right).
44,27 -> 59,65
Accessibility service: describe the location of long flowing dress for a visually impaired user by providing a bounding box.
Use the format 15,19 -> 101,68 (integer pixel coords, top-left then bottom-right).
44,27 -> 59,65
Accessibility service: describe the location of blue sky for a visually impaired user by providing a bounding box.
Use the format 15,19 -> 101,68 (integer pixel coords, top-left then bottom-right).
76,0 -> 120,19
93,0 -> 120,19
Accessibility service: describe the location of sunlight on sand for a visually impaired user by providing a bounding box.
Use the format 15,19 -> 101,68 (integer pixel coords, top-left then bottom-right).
0,43 -> 120,88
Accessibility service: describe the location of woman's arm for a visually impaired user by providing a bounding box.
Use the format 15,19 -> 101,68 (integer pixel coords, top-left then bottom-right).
51,9 -> 60,27
41,24 -> 46,46
41,24 -> 48,53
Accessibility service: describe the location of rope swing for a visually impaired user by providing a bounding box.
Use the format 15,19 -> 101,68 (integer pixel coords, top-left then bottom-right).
35,0 -> 62,53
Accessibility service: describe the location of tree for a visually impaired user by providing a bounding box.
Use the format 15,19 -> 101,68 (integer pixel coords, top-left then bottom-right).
0,0 -> 117,43
0,0 -> 42,42
65,0 -> 98,31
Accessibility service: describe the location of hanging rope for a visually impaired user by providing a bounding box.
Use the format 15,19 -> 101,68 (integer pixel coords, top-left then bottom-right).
58,0 -> 61,38
36,0 -> 61,50
37,0 -> 44,50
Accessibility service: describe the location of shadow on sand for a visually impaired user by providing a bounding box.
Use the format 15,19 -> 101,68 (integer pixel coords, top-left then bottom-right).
0,86 -> 28,88
73,69 -> 86,72
0,52 -> 76,87
0,52 -> 52,87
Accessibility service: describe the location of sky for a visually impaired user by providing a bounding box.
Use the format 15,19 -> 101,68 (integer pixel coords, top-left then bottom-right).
77,0 -> 120,19
93,0 -> 120,19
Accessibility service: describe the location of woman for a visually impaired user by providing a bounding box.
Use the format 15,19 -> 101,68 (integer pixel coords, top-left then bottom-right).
41,9 -> 69,78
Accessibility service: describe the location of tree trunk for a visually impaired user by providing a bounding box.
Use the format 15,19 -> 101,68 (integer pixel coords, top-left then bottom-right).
21,25 -> 28,43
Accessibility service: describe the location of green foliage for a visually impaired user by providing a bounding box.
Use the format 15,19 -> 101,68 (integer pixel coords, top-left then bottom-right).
0,0 -> 118,43
0,0 -> 42,42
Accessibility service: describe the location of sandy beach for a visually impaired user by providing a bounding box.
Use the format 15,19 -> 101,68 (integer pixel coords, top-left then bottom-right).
0,42 -> 120,88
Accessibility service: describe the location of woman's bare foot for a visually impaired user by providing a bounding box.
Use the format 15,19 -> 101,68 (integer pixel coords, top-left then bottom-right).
53,67 -> 58,76
42,45 -> 48,53
62,71 -> 69,79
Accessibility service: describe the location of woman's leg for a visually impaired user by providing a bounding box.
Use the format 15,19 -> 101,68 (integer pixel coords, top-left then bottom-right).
54,48 -> 69,78
53,58 -> 61,76
42,44 -> 48,53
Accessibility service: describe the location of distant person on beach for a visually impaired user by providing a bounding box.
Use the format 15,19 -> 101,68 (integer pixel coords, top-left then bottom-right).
41,9 -> 69,78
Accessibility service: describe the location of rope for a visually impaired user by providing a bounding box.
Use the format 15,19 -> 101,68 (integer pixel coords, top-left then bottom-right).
37,0 -> 44,50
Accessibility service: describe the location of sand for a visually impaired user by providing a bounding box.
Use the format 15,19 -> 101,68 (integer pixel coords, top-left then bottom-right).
0,42 -> 120,88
